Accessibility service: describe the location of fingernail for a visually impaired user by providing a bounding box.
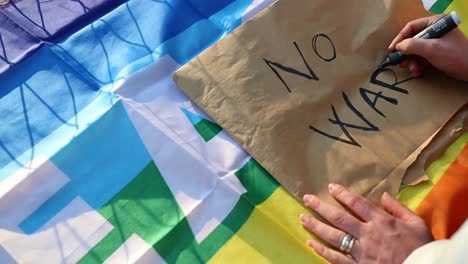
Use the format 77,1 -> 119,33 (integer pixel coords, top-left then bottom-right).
328,183 -> 338,193
300,213 -> 307,223
308,240 -> 321,250
303,194 -> 312,204
382,192 -> 390,199
395,43 -> 402,51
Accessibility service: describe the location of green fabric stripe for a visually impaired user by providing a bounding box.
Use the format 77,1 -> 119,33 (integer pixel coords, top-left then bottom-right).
79,158 -> 280,263
156,198 -> 255,263
198,195 -> 254,260
194,119 -> 223,142
429,0 -> 453,13
157,158 -> 280,263
235,158 -> 280,205
154,218 -> 202,263
78,228 -> 127,263
78,162 -> 185,263
198,159 -> 280,261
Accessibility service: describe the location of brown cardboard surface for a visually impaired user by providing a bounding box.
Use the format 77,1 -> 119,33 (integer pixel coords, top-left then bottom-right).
174,0 -> 468,202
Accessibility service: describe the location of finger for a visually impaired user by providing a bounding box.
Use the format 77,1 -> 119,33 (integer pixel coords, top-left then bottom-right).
301,214 -> 363,260
399,59 -> 409,68
396,38 -> 439,59
328,184 -> 379,222
410,61 -> 427,77
308,240 -> 356,264
300,213 -> 349,249
389,17 -> 431,50
381,192 -> 418,222
303,194 -> 362,237
408,58 -> 422,77
417,58 -> 430,75
388,15 -> 444,50
406,58 -> 428,77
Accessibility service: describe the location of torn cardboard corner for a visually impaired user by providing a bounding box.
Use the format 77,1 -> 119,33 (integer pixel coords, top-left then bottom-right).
174,0 -> 468,203
401,103 -> 468,188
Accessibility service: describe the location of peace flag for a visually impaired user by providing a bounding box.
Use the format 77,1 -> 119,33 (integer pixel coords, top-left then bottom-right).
0,0 -> 466,263
0,1 -> 320,263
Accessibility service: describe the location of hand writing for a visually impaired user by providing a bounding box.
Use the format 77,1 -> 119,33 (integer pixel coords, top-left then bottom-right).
300,184 -> 433,264
389,15 -> 468,81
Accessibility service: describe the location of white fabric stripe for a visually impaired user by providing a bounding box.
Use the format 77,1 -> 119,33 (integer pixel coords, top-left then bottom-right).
0,245 -> 16,264
186,172 -> 248,242
115,55 -> 248,243
104,234 -> 166,264
242,0 -> 278,22
1,197 -> 113,264
423,0 -> 438,10
0,156 -> 69,232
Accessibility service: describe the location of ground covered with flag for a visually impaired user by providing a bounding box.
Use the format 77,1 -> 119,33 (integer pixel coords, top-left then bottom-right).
0,0 -> 467,263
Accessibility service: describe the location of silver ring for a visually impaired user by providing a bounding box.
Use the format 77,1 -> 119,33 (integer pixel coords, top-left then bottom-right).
345,236 -> 356,254
339,234 -> 356,254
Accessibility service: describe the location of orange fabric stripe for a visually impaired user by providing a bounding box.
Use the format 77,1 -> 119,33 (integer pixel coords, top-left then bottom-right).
415,144 -> 468,239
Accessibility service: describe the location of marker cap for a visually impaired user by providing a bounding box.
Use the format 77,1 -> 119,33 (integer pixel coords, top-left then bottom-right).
450,11 -> 462,25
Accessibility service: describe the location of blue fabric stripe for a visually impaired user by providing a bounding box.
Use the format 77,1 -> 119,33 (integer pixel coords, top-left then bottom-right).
0,0 -> 253,179
19,101 -> 152,234
181,107 -> 203,125
51,0 -> 251,87
0,0 -> 128,41
0,47 -> 100,173
0,90 -> 116,182
0,13 -> 41,74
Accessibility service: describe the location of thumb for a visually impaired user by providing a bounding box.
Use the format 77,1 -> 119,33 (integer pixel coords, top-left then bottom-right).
396,38 -> 439,60
381,192 -> 418,222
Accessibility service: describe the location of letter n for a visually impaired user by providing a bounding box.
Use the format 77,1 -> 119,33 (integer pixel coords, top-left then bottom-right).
264,42 -> 319,93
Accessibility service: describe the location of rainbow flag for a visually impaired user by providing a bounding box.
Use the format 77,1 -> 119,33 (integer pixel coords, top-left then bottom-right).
399,133 -> 468,240
0,0 -> 466,263
423,0 -> 468,34
0,0 -> 321,263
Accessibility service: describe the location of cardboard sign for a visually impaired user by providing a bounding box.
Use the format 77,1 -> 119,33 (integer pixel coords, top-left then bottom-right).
174,0 -> 468,201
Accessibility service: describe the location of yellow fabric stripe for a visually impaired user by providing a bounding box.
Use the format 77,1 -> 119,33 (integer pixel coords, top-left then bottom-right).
212,132 -> 468,263
209,187 -> 327,264
445,0 -> 468,35
398,133 -> 468,210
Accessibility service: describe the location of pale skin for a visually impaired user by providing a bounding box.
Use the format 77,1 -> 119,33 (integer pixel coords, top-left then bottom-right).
389,14 -> 468,81
299,14 -> 468,264
300,184 -> 433,264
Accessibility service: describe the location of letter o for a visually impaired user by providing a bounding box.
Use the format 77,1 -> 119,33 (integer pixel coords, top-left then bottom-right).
312,34 -> 336,62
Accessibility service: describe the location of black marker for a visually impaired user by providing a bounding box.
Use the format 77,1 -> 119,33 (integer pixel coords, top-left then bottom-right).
379,11 -> 462,69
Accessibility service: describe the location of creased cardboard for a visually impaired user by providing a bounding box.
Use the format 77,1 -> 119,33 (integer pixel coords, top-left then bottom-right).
174,0 -> 468,202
